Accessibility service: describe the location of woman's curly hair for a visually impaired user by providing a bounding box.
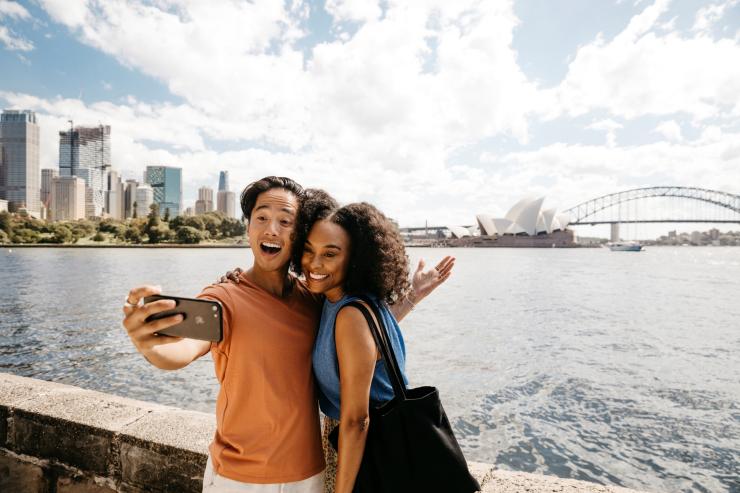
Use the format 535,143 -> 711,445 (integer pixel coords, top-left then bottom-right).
293,192 -> 411,305
291,188 -> 339,274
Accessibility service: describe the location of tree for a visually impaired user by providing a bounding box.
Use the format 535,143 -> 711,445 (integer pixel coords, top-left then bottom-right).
176,226 -> 203,244
125,226 -> 142,243
0,230 -> 9,244
201,212 -> 222,238
93,232 -> 105,242
220,217 -> 246,238
50,225 -> 73,244
163,207 -> 171,222
0,211 -> 12,235
132,201 -> 138,219
11,228 -> 40,244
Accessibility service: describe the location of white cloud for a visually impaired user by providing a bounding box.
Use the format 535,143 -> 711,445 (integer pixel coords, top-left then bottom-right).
654,120 -> 683,141
692,0 -> 738,33
546,0 -> 740,121
0,24 -> 33,51
325,0 -> 382,23
0,1 -> 30,19
587,119 -> 623,147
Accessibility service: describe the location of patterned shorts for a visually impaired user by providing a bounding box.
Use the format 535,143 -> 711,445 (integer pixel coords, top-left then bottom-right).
321,415 -> 340,493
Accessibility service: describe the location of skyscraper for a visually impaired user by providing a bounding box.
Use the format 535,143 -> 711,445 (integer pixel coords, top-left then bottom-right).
218,170 -> 229,192
195,186 -> 214,215
41,168 -> 58,208
217,190 -> 236,218
145,165 -> 182,218
135,184 -> 154,218
106,170 -> 124,220
50,176 -> 86,221
0,110 -> 40,215
58,124 -> 111,217
124,180 -> 138,219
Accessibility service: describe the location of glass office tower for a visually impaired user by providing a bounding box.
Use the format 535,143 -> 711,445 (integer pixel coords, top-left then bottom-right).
145,165 -> 182,218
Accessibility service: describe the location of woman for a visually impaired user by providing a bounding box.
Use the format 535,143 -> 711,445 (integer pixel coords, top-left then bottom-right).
291,195 -> 454,493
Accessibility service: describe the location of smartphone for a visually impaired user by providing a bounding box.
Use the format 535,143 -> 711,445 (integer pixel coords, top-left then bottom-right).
143,295 -> 223,342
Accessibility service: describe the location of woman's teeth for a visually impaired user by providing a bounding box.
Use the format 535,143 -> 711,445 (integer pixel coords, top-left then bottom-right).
309,272 -> 328,280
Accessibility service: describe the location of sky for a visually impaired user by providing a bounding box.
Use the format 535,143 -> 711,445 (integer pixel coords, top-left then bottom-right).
0,0 -> 739,235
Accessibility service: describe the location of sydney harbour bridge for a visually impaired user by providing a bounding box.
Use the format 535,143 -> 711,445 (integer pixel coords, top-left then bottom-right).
400,186 -> 740,241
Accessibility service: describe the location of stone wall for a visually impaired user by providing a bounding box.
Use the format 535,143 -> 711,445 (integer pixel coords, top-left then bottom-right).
0,373 -> 646,493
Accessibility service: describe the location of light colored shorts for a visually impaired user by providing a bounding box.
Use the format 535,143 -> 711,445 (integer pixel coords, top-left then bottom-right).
202,456 -> 325,493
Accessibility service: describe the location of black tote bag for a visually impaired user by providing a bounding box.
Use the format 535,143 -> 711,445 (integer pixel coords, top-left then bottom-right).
329,297 -> 480,493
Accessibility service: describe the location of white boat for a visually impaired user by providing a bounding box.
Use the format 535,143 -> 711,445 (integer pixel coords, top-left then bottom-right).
607,241 -> 643,252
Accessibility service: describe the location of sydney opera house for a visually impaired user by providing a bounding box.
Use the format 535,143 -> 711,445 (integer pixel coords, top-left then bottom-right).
448,197 -> 577,247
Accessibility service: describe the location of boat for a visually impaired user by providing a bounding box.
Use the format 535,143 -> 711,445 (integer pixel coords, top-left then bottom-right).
607,241 -> 643,252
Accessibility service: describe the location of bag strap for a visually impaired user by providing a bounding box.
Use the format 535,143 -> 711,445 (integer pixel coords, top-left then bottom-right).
345,298 -> 407,401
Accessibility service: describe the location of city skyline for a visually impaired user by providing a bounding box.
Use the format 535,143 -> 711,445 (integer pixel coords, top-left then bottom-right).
0,0 -> 737,231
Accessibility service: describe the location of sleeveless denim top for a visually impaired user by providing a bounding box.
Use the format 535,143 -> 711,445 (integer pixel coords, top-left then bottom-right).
312,294 -> 408,420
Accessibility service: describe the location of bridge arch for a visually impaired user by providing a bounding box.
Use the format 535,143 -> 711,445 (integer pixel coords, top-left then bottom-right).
564,187 -> 740,225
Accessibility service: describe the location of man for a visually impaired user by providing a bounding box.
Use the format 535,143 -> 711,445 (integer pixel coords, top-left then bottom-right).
122,176 -> 453,492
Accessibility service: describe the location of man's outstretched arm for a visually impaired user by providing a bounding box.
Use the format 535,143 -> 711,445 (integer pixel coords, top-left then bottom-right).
122,285 -> 211,370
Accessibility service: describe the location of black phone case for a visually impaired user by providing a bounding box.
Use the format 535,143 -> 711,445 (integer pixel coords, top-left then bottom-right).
143,295 -> 223,342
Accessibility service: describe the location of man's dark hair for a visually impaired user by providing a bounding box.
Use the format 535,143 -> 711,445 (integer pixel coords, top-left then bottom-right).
240,176 -> 304,221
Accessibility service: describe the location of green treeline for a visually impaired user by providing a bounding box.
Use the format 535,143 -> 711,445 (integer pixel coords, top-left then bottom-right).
0,204 -> 246,245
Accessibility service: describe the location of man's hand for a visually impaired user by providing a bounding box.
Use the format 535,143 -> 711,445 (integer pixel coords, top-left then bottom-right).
410,256 -> 455,303
215,267 -> 243,285
122,285 -> 208,369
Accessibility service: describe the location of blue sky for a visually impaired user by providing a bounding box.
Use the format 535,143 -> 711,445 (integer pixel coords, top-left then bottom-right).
1,0 -> 739,236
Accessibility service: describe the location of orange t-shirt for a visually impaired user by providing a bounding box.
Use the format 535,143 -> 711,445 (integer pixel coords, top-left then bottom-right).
198,275 -> 324,484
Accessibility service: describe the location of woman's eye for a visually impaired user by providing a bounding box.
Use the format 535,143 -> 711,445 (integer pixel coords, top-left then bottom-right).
324,252 -> 335,258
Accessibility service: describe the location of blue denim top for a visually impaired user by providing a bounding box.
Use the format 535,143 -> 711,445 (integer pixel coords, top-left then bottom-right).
312,294 -> 408,420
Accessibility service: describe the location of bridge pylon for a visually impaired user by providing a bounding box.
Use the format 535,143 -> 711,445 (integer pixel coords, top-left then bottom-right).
611,223 -> 620,242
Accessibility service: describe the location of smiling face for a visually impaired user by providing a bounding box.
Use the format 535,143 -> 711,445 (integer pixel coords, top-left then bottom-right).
248,188 -> 299,274
301,219 -> 352,302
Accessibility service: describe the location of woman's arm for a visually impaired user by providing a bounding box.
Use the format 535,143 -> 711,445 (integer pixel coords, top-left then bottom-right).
390,256 -> 455,321
334,305 -> 379,493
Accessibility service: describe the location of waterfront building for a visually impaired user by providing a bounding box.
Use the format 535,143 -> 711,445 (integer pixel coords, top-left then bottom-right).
145,165 -> 182,218
475,197 -> 571,237
195,186 -> 214,215
217,190 -> 236,218
41,168 -> 58,218
50,176 -> 86,221
106,170 -> 124,220
124,180 -> 138,219
218,170 -> 229,192
0,199 -> 7,212
0,110 -> 40,216
58,125 -> 111,217
184,206 -> 194,216
41,168 -> 58,206
135,184 -> 154,218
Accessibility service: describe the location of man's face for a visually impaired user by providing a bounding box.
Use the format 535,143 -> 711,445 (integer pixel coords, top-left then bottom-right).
248,188 -> 299,273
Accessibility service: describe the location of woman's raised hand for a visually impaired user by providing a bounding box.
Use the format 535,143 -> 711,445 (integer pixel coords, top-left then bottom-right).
410,255 -> 455,302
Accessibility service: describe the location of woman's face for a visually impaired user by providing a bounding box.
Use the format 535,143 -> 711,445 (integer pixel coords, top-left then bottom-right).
302,219 -> 351,302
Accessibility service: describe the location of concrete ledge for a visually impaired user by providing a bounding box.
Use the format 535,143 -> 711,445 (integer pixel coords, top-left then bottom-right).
0,373 -> 648,492
0,373 -> 214,492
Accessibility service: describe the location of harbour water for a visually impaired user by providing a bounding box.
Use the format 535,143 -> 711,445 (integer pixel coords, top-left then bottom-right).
0,246 -> 738,492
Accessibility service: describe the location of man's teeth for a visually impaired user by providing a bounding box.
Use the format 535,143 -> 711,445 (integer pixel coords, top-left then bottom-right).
309,272 -> 328,280
262,242 -> 281,249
